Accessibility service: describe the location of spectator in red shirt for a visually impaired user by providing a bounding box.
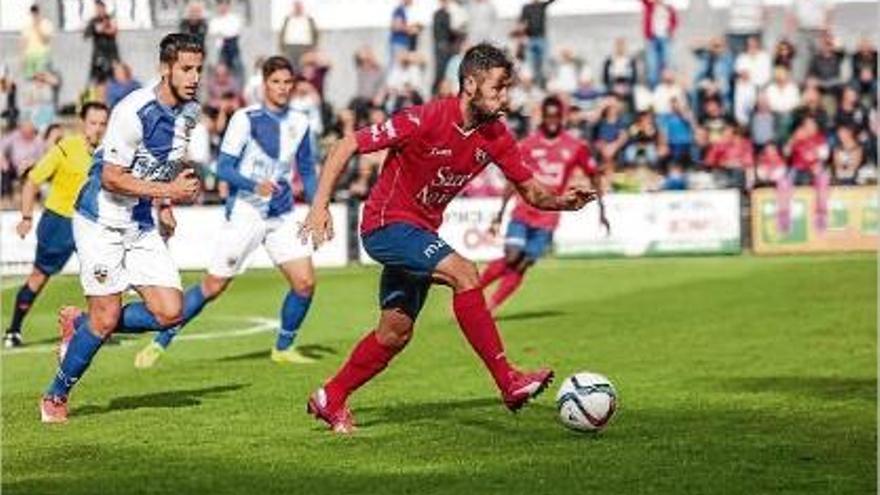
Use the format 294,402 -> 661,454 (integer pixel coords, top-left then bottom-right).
786,115 -> 829,185
703,125 -> 753,189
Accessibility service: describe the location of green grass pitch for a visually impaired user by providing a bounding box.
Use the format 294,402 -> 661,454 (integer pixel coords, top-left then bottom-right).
2,254 -> 876,494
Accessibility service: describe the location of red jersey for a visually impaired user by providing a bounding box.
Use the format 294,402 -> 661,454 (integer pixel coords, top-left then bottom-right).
511,130 -> 597,230
789,133 -> 828,172
356,97 -> 532,234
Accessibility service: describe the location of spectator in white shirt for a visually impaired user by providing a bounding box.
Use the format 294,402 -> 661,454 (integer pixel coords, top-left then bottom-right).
279,0 -> 319,72
652,69 -> 687,115
735,36 -> 772,88
209,0 -> 245,82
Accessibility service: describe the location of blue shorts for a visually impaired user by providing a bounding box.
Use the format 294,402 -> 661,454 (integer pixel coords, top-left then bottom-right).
362,223 -> 455,320
505,219 -> 553,261
35,209 -> 75,275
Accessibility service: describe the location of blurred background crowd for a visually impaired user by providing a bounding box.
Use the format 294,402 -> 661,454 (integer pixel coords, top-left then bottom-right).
0,0 -> 876,210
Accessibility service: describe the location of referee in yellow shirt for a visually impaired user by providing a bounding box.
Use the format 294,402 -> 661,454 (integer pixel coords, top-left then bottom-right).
5,102 -> 108,348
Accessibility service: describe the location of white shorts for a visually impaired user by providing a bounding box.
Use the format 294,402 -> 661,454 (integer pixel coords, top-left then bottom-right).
73,213 -> 182,296
207,203 -> 313,278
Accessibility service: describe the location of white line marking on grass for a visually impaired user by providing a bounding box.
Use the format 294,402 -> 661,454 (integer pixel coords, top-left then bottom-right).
1,317 -> 278,357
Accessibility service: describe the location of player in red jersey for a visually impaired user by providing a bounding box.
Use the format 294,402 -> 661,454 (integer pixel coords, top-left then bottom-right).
481,95 -> 609,312
298,44 -> 596,434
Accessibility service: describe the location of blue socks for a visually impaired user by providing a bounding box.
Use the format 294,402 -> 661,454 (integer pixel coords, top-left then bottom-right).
275,290 -> 312,351
114,302 -> 163,334
46,318 -> 103,398
9,284 -> 38,333
154,285 -> 209,348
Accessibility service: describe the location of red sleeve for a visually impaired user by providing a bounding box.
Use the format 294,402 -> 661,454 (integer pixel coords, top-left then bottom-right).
494,135 -> 533,184
704,144 -> 722,167
355,106 -> 423,154
576,142 -> 599,176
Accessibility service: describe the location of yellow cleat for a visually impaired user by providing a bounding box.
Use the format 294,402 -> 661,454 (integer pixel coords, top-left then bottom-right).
270,347 -> 316,364
134,342 -> 165,369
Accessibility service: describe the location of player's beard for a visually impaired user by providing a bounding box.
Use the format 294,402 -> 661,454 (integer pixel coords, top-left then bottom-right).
468,88 -> 503,125
168,74 -> 196,104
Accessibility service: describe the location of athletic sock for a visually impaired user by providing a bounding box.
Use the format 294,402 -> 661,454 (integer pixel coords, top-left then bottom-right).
46,318 -> 103,398
479,259 -> 509,288
452,288 -> 514,390
490,271 -> 525,310
275,290 -> 313,351
154,285 -> 209,348
113,302 -> 163,334
324,331 -> 401,407
8,285 -> 38,333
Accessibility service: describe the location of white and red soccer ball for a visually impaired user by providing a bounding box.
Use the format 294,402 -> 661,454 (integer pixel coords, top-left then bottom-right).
555,372 -> 617,432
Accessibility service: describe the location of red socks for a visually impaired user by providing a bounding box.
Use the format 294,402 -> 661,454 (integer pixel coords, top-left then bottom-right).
324,331 -> 401,407
490,271 -> 524,310
452,288 -> 514,390
479,258 -> 509,288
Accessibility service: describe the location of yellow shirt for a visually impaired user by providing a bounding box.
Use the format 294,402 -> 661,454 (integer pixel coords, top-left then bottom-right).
27,135 -> 93,218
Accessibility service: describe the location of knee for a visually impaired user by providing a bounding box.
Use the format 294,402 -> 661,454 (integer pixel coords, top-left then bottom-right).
153,301 -> 183,328
291,274 -> 316,297
89,308 -> 121,336
451,260 -> 481,291
376,313 -> 414,350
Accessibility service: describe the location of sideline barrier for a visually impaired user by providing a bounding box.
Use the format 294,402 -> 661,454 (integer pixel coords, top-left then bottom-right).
751,186 -> 878,254
0,204 -> 349,276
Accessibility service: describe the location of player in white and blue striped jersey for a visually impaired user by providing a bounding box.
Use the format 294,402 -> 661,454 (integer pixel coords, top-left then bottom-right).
135,55 -> 321,368
41,34 -> 205,423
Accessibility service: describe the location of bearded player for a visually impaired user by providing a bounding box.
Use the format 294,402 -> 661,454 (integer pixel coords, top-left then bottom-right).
298,43 -> 597,434
480,95 -> 609,313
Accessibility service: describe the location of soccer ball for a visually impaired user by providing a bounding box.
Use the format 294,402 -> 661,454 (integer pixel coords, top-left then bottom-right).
555,372 -> 617,432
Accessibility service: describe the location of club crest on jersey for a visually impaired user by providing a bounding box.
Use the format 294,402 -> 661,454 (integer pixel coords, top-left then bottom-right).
93,264 -> 109,284
474,148 -> 490,166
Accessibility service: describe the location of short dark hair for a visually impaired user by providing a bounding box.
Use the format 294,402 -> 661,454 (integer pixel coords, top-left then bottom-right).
262,56 -> 294,80
458,43 -> 513,91
541,95 -> 564,114
80,101 -> 109,120
159,33 -> 204,65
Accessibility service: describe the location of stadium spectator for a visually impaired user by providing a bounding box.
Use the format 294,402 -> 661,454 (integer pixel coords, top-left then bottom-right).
787,0 -> 832,80
351,46 -> 384,118
749,92 -> 777,147
0,119 -> 44,202
830,125 -> 863,185
20,4 -> 54,79
0,65 -> 17,131
735,36 -> 772,88
698,97 -> 732,146
623,110 -> 666,171
703,124 -> 753,189
792,84 -> 830,133
641,0 -> 678,89
765,66 -> 801,137
692,37 -> 735,110
519,0 -> 557,88
732,70 -> 758,127
300,50 -> 332,99
243,56 -> 266,105
754,142 -> 786,186
835,86 -> 871,144
21,70 -> 59,132
786,115 -> 829,185
602,38 -> 638,107
508,68 -> 544,135
389,0 -> 420,63
550,48 -> 581,95
432,0 -> 466,94
467,0 -> 498,45
179,1 -> 209,49
209,0 -> 245,83
851,37 -> 877,107
106,62 -> 141,109
657,96 -> 696,167
279,0 -> 319,72
772,38 -> 797,71
725,0 -> 766,56
807,32 -> 845,97
652,68 -> 688,115
593,96 -> 629,173
386,51 -> 427,99
442,40 -> 467,95
84,0 -> 120,83
206,62 -> 241,108
571,67 -> 603,115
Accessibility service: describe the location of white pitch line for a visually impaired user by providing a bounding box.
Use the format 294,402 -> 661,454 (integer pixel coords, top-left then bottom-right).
0,317 -> 278,357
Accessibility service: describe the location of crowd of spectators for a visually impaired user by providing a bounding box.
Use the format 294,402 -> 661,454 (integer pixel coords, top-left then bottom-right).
1,0 -> 876,210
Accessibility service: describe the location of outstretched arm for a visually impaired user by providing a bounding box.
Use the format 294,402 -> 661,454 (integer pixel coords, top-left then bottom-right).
514,177 -> 596,211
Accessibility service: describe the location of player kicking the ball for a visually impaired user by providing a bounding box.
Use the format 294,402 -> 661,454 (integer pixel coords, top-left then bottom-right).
40,33 -> 204,423
134,56 -> 319,368
299,43 -> 596,434
481,95 -> 609,313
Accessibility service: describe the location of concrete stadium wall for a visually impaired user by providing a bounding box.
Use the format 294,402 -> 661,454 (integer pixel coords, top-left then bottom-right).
0,1 -> 876,109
